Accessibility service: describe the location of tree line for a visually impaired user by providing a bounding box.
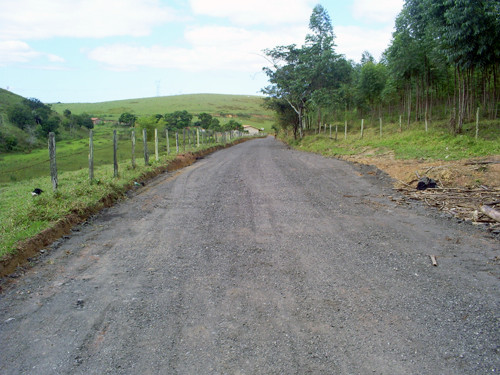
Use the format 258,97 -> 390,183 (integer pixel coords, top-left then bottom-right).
119,111 -> 244,140
262,1 -> 499,138
2,98 -> 94,152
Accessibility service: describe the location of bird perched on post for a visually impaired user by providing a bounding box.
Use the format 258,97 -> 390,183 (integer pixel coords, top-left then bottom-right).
32,188 -> 43,196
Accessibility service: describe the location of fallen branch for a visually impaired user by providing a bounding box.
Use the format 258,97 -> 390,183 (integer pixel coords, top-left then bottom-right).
480,205 -> 500,223
430,255 -> 438,266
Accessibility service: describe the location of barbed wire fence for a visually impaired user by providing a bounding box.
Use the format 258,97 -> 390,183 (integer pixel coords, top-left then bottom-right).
1,127 -> 253,188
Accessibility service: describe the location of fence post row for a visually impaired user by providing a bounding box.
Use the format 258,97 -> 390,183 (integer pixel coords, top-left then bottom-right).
113,129 -> 118,177
131,130 -> 136,169
44,125 -> 246,190
48,132 -> 58,192
166,129 -> 170,155
89,129 -> 94,181
143,129 -> 149,166
155,128 -> 159,161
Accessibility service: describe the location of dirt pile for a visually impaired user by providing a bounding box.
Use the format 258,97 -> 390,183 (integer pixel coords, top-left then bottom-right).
340,153 -> 500,232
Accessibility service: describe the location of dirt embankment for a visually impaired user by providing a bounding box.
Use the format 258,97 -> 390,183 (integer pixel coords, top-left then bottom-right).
339,152 -> 500,231
0,139 -> 251,278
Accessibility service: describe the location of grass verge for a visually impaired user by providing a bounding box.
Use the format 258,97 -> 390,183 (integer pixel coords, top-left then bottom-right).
285,119 -> 499,161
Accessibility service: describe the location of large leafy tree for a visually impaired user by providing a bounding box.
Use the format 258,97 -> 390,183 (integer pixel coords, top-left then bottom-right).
164,110 -> 193,130
262,5 -> 346,138
119,112 -> 137,126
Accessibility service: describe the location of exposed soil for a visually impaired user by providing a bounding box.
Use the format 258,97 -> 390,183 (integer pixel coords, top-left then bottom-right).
338,152 -> 500,230
340,152 -> 500,189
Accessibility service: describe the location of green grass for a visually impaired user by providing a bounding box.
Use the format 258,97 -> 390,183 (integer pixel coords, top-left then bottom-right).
287,119 -> 500,161
0,136 -> 249,258
51,93 -> 274,131
0,124 -> 219,185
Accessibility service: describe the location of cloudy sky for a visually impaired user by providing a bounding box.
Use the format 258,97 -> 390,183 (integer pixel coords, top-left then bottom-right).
0,0 -> 403,103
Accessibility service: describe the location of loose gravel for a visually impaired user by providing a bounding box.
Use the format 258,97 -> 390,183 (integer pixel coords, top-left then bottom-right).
1,137 -> 498,374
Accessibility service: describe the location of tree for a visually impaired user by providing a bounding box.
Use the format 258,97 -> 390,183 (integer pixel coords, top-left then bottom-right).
209,117 -> 221,131
135,116 -> 160,141
7,104 -> 34,130
358,60 -> 388,120
119,112 -> 137,126
223,119 -> 244,132
63,109 -> 72,118
75,113 -> 94,129
195,113 -> 214,128
164,110 -> 193,130
37,116 -> 61,137
263,5 -> 344,138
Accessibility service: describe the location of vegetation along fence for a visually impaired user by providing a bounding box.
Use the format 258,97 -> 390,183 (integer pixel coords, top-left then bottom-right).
0,127 -> 251,188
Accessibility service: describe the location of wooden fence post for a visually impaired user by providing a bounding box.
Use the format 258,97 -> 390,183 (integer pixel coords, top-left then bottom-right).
48,132 -> 58,192
113,129 -> 118,178
379,118 -> 382,137
143,129 -> 149,165
131,130 -> 136,169
176,132 -> 179,153
187,129 -> 191,149
89,129 -> 94,181
183,129 -> 186,151
329,124 -> 332,139
360,119 -> 364,139
155,128 -> 159,161
335,123 -> 338,141
475,107 -> 480,139
166,129 -> 170,155
399,115 -> 402,132
344,120 -> 347,140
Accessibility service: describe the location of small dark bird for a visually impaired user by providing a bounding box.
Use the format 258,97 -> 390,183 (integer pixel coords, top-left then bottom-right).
32,188 -> 43,196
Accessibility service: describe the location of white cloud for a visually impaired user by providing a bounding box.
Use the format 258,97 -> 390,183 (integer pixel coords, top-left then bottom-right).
87,25 -> 307,72
352,0 -> 404,23
0,0 -> 179,40
335,25 -> 393,62
0,40 -> 64,66
189,0 -> 315,26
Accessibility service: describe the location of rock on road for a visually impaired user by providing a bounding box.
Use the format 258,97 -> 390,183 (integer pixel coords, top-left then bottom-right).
1,137 -> 499,374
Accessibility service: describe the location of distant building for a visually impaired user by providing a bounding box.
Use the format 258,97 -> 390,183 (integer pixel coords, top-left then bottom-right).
91,117 -> 102,126
243,125 -> 260,135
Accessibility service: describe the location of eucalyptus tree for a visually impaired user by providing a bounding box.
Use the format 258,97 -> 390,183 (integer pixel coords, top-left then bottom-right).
387,0 -> 500,132
426,0 -> 500,130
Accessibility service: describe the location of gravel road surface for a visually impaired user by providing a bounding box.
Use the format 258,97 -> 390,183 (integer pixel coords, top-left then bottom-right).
1,137 -> 499,374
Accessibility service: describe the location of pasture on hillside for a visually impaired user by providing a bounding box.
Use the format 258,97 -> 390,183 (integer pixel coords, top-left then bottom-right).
51,94 -> 274,131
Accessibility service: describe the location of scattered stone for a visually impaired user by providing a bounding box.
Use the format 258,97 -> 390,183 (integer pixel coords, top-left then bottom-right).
76,299 -> 85,308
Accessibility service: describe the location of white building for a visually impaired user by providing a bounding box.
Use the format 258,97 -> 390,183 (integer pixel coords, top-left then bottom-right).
243,125 -> 261,135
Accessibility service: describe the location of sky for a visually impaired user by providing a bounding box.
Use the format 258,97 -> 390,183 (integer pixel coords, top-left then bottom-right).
0,0 -> 404,104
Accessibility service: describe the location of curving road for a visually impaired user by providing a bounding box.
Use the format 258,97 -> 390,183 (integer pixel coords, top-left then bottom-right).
1,137 -> 499,374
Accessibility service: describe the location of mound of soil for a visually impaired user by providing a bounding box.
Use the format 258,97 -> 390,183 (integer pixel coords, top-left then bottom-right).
339,153 -> 500,231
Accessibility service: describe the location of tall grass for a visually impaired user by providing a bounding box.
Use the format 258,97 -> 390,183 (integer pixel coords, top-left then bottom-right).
288,119 -> 499,161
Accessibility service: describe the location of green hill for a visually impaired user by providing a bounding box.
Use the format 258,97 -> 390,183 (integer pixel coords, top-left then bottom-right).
51,93 -> 274,130
0,88 -> 25,123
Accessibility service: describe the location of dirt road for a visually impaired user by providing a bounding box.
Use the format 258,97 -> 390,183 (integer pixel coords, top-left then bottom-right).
1,137 -> 498,374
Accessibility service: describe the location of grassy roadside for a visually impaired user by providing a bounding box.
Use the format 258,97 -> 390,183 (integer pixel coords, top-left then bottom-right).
285,119 -> 499,161
0,138 -> 249,262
